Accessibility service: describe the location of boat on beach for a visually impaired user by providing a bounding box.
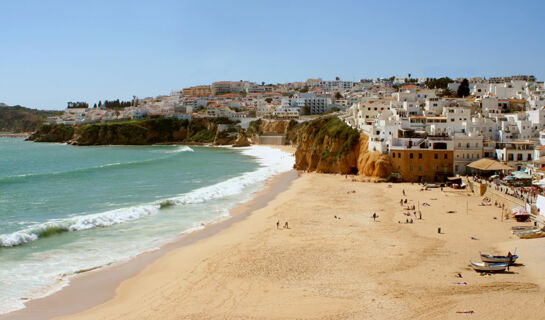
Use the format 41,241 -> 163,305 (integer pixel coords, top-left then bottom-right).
518,231 -> 545,239
480,252 -> 518,264
511,226 -> 545,239
470,261 -> 509,272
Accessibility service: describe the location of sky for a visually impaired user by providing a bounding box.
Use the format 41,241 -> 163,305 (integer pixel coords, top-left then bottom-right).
1,0 -> 544,110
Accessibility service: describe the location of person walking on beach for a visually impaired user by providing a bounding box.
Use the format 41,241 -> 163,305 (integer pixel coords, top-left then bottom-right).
276,220 -> 280,229
284,221 -> 289,229
372,212 -> 377,221
403,189 -> 406,196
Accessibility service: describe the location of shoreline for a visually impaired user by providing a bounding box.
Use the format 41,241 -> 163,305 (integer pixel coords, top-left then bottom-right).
0,132 -> 30,138
1,146 -> 298,320
47,174 -> 545,319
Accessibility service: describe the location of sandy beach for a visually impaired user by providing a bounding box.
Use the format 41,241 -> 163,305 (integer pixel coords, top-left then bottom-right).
6,146 -> 545,319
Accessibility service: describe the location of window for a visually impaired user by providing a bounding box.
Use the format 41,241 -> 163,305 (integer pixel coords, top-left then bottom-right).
410,153 -> 414,159
392,153 -> 396,158
528,154 -> 532,161
444,154 -> 448,159
418,165 -> 422,171
434,153 -> 438,159
418,153 -> 422,159
398,152 -> 401,158
517,154 -> 523,161
508,154 -> 513,161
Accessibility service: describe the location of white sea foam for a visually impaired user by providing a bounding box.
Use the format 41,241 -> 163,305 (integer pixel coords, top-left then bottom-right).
169,146 -> 293,205
153,146 -> 194,154
0,205 -> 160,247
0,146 -> 293,248
0,146 -> 294,315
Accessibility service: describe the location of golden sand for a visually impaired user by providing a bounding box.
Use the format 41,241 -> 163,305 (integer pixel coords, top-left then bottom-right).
51,172 -> 545,320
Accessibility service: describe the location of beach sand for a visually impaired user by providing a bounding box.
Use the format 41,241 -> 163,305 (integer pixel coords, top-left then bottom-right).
40,172 -> 545,320
4,141 -> 545,320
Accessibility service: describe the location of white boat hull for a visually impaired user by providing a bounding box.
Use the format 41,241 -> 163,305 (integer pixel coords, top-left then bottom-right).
470,261 -> 508,272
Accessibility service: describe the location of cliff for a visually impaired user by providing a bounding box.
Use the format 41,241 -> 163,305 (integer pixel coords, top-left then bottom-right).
27,124 -> 74,142
27,118 -> 240,145
0,105 -> 62,133
293,117 -> 392,178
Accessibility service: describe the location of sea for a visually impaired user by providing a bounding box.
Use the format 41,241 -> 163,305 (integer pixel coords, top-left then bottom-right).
0,138 -> 294,314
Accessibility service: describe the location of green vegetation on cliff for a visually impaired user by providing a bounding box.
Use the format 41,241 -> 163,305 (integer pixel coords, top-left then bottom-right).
294,116 -> 361,174
27,123 -> 74,142
0,106 -> 62,133
304,116 -> 360,159
28,117 -> 241,145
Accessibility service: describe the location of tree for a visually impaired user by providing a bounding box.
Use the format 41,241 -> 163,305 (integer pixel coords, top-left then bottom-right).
93,103 -> 97,108
438,88 -> 454,97
300,86 -> 309,93
457,78 -> 470,97
336,76 -> 340,81
261,81 -> 265,86
67,101 -> 89,108
335,92 -> 343,100
265,98 -> 272,103
302,105 -> 310,115
424,77 -> 454,89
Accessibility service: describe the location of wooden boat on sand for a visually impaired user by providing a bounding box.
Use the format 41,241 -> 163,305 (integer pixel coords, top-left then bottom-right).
470,261 -> 508,272
480,252 -> 518,264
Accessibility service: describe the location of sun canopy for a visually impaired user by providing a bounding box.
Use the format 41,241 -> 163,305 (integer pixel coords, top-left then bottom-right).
533,179 -> 545,186
467,158 -> 514,171
512,171 -> 532,179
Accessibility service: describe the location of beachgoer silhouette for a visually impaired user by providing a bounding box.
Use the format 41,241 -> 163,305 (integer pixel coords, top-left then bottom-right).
276,220 -> 280,229
284,221 -> 289,229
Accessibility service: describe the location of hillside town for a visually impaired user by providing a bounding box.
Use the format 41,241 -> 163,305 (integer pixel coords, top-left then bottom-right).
47,75 -> 545,182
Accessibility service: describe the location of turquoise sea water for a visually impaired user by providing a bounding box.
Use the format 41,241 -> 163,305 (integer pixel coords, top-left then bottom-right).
0,138 -> 293,314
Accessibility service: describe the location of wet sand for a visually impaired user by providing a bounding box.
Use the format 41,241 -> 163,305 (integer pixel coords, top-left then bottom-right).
43,175 -> 545,319
2,166 -> 298,320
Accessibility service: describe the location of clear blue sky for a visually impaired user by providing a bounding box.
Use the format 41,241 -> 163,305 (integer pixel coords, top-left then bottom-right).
1,0 -> 544,110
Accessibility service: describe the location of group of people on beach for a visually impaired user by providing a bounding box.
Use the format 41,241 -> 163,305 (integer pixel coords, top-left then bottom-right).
399,189 -> 422,224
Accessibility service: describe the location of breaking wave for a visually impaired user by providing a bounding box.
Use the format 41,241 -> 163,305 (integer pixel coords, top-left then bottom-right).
0,146 -> 294,248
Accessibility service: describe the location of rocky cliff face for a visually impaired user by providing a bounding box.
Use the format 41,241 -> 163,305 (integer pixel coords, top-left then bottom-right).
356,134 -> 393,178
27,118 -> 239,146
294,117 -> 392,178
27,124 -> 74,142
